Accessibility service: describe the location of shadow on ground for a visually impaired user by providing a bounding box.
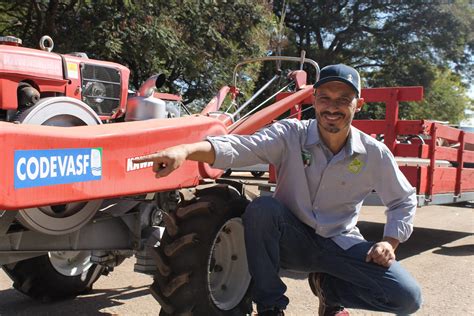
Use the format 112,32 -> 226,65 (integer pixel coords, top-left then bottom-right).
0,285 -> 153,316
357,221 -> 473,260
281,221 -> 473,280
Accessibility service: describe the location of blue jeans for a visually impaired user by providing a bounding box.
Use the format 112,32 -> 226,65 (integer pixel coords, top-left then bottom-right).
242,196 -> 422,314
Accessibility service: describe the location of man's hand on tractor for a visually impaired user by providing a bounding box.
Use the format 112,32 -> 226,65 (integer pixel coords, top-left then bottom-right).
133,141 -> 216,178
133,145 -> 189,178
366,236 -> 399,267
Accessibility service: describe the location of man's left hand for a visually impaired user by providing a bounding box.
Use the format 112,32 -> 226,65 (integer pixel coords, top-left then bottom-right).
365,241 -> 396,267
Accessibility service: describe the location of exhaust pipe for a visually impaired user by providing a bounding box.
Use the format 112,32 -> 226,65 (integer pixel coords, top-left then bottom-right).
138,73 -> 166,97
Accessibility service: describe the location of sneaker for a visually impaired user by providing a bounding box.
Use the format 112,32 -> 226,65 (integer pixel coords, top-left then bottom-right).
255,307 -> 285,316
308,272 -> 350,316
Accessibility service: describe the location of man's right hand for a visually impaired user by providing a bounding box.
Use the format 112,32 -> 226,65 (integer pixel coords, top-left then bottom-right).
132,141 -> 216,178
133,145 -> 189,178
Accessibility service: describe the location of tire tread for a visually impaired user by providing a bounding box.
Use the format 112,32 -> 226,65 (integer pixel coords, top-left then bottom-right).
151,184 -> 251,316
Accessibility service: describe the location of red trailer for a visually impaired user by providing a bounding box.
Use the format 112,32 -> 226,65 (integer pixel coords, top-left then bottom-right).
356,87 -> 474,206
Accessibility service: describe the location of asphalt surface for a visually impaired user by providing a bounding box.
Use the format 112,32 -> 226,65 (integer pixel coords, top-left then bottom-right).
0,173 -> 473,315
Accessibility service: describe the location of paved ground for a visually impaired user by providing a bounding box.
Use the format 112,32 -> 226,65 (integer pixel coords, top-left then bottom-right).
0,174 -> 473,315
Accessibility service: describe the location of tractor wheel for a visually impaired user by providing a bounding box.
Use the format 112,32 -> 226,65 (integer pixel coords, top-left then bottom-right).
151,184 -> 252,316
2,251 -> 104,301
250,171 -> 265,178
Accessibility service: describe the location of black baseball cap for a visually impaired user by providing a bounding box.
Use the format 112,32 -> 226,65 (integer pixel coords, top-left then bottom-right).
314,64 -> 361,97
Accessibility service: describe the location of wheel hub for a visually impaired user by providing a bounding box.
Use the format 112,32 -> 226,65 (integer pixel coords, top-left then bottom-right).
48,251 -> 94,276
207,218 -> 251,310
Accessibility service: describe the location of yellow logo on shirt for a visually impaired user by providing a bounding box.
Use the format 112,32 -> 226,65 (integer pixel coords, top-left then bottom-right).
348,158 -> 364,174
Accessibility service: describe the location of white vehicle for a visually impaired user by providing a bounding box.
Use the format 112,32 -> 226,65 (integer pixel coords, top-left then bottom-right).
223,163 -> 269,178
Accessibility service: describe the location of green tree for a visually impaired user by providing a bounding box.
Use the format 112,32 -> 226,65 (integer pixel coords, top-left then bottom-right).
0,0 -> 273,105
409,68 -> 470,123
274,0 -> 473,74
271,0 -> 473,123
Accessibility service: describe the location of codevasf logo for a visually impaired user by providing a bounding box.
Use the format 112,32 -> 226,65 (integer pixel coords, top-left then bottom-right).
14,148 -> 103,189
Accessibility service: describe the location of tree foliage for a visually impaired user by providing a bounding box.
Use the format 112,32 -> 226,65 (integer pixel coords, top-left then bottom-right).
273,0 -> 473,123
410,68 -> 472,123
0,0 -> 472,123
0,0 -> 273,103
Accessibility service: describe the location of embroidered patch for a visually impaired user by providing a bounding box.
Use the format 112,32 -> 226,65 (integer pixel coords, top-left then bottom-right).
301,150 -> 312,167
347,158 -> 364,174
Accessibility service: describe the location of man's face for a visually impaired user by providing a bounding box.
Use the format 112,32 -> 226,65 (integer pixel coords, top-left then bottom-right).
313,81 -> 363,134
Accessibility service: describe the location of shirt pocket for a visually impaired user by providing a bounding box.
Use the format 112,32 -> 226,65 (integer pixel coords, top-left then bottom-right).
337,161 -> 372,203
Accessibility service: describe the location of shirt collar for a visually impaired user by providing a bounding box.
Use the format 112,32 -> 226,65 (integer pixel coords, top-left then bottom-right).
305,120 -> 367,155
348,126 -> 367,155
305,119 -> 320,147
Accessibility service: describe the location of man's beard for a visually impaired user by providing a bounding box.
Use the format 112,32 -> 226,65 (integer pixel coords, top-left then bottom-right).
316,111 -> 351,134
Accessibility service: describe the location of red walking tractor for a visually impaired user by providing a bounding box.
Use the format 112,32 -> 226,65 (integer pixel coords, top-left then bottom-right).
0,36 -> 472,315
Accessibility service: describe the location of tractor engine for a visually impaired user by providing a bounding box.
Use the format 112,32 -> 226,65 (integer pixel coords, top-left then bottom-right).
0,35 -> 180,236
0,36 -> 130,122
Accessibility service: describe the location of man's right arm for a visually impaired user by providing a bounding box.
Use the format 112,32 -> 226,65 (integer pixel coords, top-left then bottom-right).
132,141 -> 215,178
134,119 -> 296,178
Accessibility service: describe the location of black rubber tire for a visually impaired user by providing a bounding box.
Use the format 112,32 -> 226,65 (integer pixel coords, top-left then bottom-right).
250,171 -> 265,178
2,253 -> 104,301
151,184 -> 252,316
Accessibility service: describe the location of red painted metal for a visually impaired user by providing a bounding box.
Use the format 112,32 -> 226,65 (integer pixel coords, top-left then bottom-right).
0,77 -> 22,109
357,87 -> 424,153
288,70 -> 308,90
352,120 -> 386,134
455,131 -> 465,196
361,86 -> 423,102
399,166 -> 419,189
0,44 -> 130,119
290,104 -> 302,120
464,131 -> 474,144
431,167 -> 457,194
435,123 -> 462,141
397,120 -> 428,135
435,147 -> 458,161
206,112 -> 234,127
461,169 -> 474,191
153,92 -> 182,101
418,166 -> 429,194
0,117 -> 227,210
201,86 -> 231,115
464,150 -> 474,163
395,144 -> 421,158
0,45 -> 63,80
384,89 -> 400,153
269,164 -> 277,183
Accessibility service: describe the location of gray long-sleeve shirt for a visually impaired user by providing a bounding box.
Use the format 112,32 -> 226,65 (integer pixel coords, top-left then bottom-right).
207,119 -> 417,250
